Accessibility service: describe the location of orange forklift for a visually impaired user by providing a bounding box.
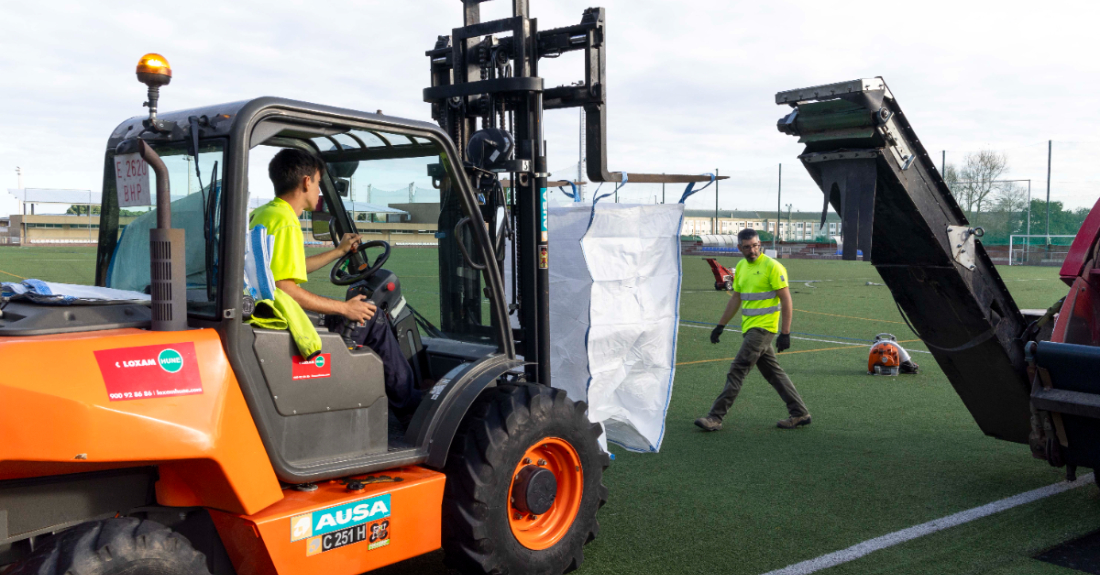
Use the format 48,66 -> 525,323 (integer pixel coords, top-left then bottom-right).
0,3 -> 719,573
0,55 -> 603,575
0,56 -> 604,575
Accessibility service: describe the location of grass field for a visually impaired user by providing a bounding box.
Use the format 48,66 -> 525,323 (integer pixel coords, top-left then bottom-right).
1,247 -> 1096,574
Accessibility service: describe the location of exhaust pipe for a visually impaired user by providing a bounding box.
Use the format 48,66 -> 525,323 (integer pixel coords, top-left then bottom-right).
137,139 -> 187,331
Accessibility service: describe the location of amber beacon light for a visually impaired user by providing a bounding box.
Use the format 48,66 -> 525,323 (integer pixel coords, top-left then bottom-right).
136,53 -> 172,83
136,53 -> 172,128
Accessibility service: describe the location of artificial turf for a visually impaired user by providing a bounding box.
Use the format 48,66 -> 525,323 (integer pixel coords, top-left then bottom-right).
1,246 -> 1095,575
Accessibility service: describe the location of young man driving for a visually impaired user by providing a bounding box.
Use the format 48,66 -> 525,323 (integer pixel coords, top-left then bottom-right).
250,148 -> 421,422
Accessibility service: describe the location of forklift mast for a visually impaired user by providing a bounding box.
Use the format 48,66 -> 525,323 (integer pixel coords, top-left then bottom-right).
426,0 -> 720,386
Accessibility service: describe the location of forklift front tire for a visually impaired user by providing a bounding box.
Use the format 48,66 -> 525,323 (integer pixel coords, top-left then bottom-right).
442,383 -> 609,575
5,518 -> 211,575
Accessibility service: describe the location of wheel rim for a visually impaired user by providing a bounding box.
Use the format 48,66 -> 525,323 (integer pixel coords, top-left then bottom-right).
508,437 -> 583,550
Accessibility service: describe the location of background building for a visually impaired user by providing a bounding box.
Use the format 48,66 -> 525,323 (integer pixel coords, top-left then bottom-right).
5,189 -> 103,245
681,209 -> 842,241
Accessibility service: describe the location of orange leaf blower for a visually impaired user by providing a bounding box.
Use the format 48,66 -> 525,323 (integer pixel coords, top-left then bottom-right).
868,334 -> 920,375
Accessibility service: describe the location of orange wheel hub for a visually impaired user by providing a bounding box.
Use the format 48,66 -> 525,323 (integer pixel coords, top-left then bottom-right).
507,437 -> 583,550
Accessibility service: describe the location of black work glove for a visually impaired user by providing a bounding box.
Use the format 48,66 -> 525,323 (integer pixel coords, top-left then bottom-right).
776,333 -> 791,352
710,324 -> 725,344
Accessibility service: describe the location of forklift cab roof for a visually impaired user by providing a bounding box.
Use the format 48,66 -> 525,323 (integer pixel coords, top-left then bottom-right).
107,97 -> 446,162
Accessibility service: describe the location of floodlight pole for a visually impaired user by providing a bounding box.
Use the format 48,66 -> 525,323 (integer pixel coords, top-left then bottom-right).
775,163 -> 781,251
1026,179 -> 1031,261
785,203 -> 793,242
714,168 -> 719,235
1046,140 -> 1052,243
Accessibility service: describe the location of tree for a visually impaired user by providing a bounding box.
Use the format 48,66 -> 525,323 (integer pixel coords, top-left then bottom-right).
66,205 -> 100,215
975,183 -> 1028,240
993,182 -> 1028,214
957,150 -> 1008,216
943,163 -> 961,193
1030,200 -> 1090,237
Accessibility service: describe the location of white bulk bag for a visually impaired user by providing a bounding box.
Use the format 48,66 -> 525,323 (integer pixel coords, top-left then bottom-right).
503,179 -> 710,453
574,203 -> 685,452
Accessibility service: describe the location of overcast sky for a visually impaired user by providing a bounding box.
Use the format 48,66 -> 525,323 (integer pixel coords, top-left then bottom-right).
2,0 -> 1099,217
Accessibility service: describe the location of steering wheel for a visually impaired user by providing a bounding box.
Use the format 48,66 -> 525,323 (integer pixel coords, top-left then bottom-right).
330,240 -> 391,286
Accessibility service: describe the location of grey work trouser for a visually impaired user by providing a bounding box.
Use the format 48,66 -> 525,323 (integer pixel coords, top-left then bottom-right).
708,327 -> 809,421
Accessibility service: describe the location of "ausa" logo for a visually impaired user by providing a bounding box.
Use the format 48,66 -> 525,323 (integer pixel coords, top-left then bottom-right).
290,494 -> 391,542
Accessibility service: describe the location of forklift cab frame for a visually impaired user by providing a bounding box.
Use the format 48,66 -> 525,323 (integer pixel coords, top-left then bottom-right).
95,97 -> 521,483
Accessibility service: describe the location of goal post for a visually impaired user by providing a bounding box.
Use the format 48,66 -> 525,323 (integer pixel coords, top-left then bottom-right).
1008,234 -> 1076,266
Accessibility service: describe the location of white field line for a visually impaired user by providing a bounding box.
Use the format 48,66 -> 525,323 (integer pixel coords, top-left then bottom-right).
678,323 -> 932,354
758,473 -> 1095,575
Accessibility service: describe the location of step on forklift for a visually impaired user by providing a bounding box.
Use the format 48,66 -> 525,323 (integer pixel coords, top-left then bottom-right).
775,77 -> 1100,486
0,3 -> 716,575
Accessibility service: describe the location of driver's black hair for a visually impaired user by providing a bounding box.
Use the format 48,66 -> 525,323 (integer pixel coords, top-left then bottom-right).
269,148 -> 326,196
737,228 -> 759,243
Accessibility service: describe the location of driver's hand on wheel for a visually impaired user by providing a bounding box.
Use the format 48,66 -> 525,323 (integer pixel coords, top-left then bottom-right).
343,295 -> 376,323
338,232 -> 362,255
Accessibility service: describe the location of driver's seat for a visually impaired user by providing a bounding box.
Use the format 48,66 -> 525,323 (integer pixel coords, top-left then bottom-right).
242,226 -> 389,460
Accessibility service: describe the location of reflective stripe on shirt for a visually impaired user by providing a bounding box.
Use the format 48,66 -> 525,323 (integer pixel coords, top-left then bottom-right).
742,305 -> 780,316
738,290 -> 777,301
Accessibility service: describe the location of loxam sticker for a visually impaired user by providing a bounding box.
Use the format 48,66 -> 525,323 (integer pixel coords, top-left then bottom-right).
291,354 -> 332,380
94,343 -> 202,401
291,494 -> 391,542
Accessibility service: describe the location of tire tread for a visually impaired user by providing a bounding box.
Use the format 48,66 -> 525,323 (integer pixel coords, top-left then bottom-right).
4,519 -> 210,575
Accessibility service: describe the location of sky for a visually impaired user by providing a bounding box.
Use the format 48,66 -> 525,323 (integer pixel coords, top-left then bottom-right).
2,0 -> 1099,218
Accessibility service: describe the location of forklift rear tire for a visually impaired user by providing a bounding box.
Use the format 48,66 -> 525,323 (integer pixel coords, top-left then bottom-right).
442,383 -> 609,575
5,518 -> 211,575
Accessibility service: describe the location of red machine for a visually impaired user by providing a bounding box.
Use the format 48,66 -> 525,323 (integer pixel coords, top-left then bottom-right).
705,259 -> 734,291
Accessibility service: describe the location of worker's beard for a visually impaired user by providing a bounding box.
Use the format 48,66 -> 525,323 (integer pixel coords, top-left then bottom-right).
745,253 -> 758,263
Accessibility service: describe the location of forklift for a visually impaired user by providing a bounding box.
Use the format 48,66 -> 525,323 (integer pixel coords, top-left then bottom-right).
0,2 -> 715,575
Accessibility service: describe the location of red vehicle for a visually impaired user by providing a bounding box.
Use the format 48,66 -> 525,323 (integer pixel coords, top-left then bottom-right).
705,258 -> 735,291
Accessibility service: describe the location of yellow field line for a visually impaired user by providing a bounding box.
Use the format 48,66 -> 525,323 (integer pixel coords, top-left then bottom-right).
676,338 -> 926,367
0,268 -> 27,280
794,308 -> 906,325
677,344 -> 863,366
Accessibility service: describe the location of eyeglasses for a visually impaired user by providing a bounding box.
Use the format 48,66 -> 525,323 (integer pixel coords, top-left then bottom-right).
739,243 -> 761,251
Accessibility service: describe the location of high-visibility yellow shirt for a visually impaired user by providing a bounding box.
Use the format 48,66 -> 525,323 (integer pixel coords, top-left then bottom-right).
247,198 -> 322,359
249,197 -> 308,284
733,253 -> 788,333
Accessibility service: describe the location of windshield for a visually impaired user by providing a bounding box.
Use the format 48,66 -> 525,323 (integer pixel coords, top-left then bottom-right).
248,125 -> 497,346
101,140 -> 225,318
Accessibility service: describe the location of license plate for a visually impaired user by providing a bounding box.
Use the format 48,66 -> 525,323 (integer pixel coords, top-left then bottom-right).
307,524 -> 368,556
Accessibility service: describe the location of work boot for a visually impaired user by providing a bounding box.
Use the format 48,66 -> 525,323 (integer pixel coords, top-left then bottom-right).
900,360 -> 920,375
694,415 -> 723,432
777,414 -> 812,429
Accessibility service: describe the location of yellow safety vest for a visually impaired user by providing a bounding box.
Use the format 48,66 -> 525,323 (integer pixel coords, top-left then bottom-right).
733,254 -> 789,333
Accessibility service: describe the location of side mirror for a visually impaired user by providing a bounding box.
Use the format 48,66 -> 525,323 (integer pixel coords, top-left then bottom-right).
312,216 -> 333,242
334,178 -> 350,197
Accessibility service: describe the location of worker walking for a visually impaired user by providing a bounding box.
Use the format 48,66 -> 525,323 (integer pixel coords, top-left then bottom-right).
695,229 -> 811,431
